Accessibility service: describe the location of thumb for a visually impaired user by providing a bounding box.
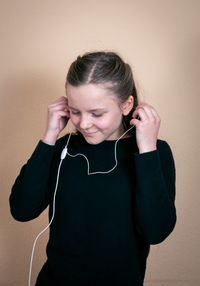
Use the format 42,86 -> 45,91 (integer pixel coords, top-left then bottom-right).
130,118 -> 140,127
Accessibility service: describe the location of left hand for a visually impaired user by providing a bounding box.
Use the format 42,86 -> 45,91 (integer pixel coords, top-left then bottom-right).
130,103 -> 161,154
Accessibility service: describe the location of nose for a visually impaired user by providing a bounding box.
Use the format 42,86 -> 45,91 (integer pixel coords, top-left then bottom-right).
79,114 -> 92,130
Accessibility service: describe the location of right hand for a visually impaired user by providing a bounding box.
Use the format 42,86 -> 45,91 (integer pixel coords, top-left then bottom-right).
42,96 -> 70,145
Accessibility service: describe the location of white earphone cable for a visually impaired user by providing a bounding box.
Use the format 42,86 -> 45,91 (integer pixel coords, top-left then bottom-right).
28,159 -> 64,286
65,125 -> 135,175
28,125 -> 134,285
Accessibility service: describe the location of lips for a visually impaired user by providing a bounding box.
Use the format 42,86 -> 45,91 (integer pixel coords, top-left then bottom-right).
82,131 -> 98,136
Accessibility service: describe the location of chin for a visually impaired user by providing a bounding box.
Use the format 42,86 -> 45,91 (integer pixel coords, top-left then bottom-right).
83,135 -> 104,145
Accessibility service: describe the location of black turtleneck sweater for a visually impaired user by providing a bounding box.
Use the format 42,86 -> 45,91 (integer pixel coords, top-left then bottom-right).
9,133 -> 176,286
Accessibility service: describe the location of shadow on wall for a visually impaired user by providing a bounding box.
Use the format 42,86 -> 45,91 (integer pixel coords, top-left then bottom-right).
0,70 -> 62,285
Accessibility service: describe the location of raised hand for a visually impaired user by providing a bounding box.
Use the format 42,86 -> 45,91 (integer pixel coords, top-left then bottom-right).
42,96 -> 70,145
130,103 -> 161,154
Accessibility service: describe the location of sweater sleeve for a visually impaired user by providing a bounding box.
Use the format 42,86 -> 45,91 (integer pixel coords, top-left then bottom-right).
134,140 -> 176,245
9,140 -> 57,222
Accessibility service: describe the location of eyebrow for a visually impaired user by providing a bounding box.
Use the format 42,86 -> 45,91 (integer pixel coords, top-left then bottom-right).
68,106 -> 106,112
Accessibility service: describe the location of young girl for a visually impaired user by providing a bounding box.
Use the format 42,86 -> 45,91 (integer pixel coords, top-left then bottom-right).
10,51 -> 176,286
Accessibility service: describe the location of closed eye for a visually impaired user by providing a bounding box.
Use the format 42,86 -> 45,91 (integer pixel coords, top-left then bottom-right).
71,111 -> 80,115
92,113 -> 103,117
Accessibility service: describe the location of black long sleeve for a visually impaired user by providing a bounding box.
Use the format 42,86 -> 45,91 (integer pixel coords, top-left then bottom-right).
9,141 -> 56,221
9,134 -> 176,285
134,140 -> 176,244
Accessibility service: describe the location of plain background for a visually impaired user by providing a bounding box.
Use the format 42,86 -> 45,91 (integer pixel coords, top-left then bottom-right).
0,0 -> 199,285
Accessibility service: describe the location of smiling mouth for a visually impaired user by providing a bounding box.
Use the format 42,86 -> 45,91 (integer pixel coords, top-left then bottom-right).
82,131 -> 98,136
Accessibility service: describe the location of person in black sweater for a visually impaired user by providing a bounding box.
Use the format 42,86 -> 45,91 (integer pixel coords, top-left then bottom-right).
10,51 -> 176,286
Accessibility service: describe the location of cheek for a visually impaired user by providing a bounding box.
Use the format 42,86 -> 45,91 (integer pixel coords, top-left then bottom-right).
70,114 -> 80,126
95,113 -> 122,129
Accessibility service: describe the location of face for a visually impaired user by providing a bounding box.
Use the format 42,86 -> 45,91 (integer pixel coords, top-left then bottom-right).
66,83 -> 127,145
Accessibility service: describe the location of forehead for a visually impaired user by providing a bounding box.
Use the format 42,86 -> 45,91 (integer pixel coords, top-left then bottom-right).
66,83 -> 119,108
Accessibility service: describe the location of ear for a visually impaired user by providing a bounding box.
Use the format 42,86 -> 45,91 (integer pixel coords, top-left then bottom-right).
120,95 -> 134,116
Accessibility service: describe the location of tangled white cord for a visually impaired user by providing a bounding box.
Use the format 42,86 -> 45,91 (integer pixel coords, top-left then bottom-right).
28,125 -> 134,286
65,125 -> 134,175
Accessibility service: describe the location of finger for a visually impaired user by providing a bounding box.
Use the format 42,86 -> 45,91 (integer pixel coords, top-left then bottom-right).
50,97 -> 68,108
139,105 -> 156,120
137,103 -> 160,121
52,110 -> 70,118
150,107 -> 160,120
130,118 -> 140,127
49,102 -> 69,112
50,100 -> 68,109
132,107 -> 148,121
144,105 -> 160,123
52,96 -> 67,103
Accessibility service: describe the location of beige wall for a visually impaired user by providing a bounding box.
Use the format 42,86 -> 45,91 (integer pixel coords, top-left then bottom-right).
0,0 -> 199,285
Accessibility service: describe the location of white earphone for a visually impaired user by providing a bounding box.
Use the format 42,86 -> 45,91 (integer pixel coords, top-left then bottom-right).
28,125 -> 134,286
